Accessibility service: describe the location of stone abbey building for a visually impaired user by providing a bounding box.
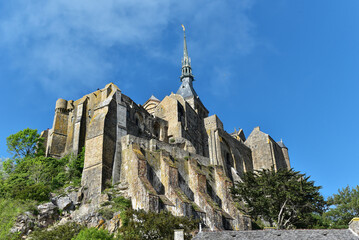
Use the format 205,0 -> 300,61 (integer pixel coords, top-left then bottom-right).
41,29 -> 291,231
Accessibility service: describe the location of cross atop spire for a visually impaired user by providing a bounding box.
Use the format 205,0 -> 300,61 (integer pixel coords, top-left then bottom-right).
181,24 -> 193,81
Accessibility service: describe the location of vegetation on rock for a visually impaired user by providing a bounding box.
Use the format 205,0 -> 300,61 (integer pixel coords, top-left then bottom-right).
72,227 -> 114,240
30,222 -> 84,240
118,209 -> 198,240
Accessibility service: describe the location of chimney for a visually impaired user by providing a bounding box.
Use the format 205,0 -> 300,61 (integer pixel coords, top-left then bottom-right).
349,218 -> 359,235
174,229 -> 184,240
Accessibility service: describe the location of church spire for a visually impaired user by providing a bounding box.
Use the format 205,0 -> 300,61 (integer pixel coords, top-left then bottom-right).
181,24 -> 193,81
177,25 -> 198,99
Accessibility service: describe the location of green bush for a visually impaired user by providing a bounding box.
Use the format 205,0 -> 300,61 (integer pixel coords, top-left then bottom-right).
98,208 -> 115,220
72,228 -> 114,240
30,222 -> 83,240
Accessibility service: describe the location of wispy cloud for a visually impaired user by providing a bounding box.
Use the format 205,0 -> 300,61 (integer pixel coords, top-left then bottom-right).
0,0 -> 256,97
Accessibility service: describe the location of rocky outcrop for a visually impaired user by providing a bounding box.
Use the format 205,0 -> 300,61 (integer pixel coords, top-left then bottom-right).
37,202 -> 59,228
10,184 -> 129,238
10,212 -> 35,236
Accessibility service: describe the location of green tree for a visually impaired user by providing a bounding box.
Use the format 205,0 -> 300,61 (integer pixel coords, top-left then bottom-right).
324,185 -> 359,228
6,128 -> 43,160
0,129 -> 86,201
231,167 -> 326,229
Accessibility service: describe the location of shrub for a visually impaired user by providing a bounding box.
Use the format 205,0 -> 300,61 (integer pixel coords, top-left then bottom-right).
72,228 -> 114,240
30,222 -> 83,240
99,197 -> 132,221
118,209 -> 198,240
98,208 -> 115,220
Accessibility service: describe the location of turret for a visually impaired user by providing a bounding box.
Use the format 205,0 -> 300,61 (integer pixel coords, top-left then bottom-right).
277,139 -> 291,169
46,98 -> 70,158
55,98 -> 68,113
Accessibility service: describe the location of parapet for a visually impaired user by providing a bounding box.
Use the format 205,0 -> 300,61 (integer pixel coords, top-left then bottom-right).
204,114 -> 224,130
67,100 -> 74,111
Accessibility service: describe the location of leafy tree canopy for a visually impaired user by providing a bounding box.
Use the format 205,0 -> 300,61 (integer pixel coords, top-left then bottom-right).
324,185 -> 359,228
0,128 -> 86,201
231,167 -> 326,229
6,128 -> 43,160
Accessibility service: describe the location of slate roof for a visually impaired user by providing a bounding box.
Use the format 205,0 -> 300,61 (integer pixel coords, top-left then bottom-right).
148,95 -> 160,102
193,229 -> 358,240
176,77 -> 198,99
277,140 -> 287,149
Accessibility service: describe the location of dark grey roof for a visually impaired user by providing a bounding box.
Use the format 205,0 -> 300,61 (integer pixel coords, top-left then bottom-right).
193,229 -> 358,240
176,77 -> 198,99
277,140 -> 287,149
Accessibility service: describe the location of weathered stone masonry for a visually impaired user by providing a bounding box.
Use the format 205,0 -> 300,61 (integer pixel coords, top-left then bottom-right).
42,29 -> 290,231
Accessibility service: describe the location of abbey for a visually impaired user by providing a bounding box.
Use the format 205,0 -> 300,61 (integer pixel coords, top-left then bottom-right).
42,29 -> 290,231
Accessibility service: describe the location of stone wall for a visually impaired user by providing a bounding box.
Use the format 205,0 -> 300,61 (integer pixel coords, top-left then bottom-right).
154,93 -> 207,157
118,135 -> 250,230
205,114 -> 253,179
245,127 -> 289,171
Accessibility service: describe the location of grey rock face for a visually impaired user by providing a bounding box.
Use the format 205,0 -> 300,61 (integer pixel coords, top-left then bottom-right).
68,191 -> 79,205
56,196 -> 74,210
37,202 -> 59,228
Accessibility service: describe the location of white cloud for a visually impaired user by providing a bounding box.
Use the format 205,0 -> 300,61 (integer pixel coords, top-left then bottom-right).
0,0 -> 256,96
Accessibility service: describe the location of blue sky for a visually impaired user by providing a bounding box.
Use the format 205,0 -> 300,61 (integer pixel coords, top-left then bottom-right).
0,1 -> 358,198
